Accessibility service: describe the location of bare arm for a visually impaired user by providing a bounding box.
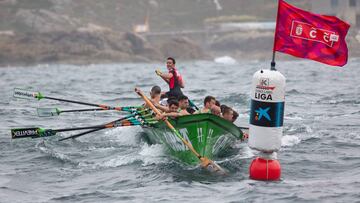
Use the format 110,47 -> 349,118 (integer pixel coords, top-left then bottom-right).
154,102 -> 169,112
163,110 -> 189,118
156,70 -> 173,82
163,112 -> 181,117
160,72 -> 173,80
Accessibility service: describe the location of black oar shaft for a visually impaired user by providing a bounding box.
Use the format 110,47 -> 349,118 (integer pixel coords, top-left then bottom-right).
58,127 -> 105,141
53,125 -> 106,132
44,96 -> 109,109
57,112 -> 150,141
53,116 -> 140,133
61,108 -> 106,113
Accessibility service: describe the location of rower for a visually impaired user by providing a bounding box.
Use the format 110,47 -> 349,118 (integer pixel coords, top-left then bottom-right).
135,86 -> 167,113
221,105 -> 234,122
161,99 -> 180,119
158,95 -> 191,119
156,57 -> 185,99
197,96 -> 216,114
210,105 -> 221,116
150,85 -> 161,104
178,95 -> 191,115
167,99 -> 179,113
232,109 -> 239,122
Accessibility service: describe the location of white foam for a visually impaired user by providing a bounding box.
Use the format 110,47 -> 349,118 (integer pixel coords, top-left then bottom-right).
305,125 -> 313,133
36,142 -> 76,164
103,127 -> 141,146
281,135 -> 301,147
91,143 -> 167,169
214,56 -> 238,65
100,154 -> 138,168
138,143 -> 168,166
234,142 -> 254,159
285,115 -> 304,120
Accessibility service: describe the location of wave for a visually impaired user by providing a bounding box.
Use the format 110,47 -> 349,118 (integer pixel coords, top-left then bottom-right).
281,135 -> 301,147
35,141 -> 80,166
81,143 -> 168,169
214,56 -> 238,65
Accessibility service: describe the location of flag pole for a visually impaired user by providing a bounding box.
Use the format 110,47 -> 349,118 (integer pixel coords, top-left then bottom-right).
271,0 -> 281,71
271,51 -> 276,71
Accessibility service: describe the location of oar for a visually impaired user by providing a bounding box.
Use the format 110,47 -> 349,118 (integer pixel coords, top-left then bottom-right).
36,106 -> 141,117
11,115 -> 143,139
155,70 -> 199,110
37,107 -> 105,117
13,88 -> 142,112
58,128 -> 105,141
58,112 -> 156,141
135,87 -> 226,174
57,119 -> 143,141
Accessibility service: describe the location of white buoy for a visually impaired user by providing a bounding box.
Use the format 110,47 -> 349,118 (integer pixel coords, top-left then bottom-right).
248,69 -> 285,181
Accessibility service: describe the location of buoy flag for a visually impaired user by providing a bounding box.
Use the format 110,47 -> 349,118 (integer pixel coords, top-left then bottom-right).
273,0 -> 350,67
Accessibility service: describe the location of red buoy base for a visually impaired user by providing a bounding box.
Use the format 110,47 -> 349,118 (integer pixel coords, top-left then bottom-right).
249,157 -> 281,181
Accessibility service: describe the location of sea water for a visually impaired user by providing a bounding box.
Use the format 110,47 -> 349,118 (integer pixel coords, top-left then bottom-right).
0,59 -> 359,202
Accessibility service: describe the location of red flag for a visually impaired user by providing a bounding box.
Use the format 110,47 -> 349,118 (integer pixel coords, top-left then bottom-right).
273,0 -> 350,67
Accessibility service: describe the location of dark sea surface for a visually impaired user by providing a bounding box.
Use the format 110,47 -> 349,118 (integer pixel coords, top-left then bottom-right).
0,59 -> 359,203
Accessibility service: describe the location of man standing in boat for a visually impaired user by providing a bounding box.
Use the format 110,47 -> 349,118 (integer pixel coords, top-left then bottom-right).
156,57 -> 184,99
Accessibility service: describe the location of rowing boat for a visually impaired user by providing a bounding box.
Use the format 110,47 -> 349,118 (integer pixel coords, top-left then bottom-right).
141,113 -> 244,165
11,88 -> 246,171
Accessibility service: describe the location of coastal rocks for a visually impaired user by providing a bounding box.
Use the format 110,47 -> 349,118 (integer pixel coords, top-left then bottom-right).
14,9 -> 82,33
0,30 -> 170,66
0,29 -> 209,66
160,37 -> 208,60
124,32 -> 163,61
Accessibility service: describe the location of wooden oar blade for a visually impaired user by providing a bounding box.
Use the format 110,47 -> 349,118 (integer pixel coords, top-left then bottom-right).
11,127 -> 55,139
200,157 -> 227,175
37,108 -> 60,117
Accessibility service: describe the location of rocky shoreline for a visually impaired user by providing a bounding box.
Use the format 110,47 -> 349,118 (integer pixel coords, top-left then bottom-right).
1,0 -> 359,67
0,28 -> 211,67
1,28 -> 359,67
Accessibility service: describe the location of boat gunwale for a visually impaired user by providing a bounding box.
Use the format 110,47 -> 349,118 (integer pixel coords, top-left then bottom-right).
144,113 -> 243,140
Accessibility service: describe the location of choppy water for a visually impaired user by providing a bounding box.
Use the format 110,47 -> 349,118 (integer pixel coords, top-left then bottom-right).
0,59 -> 359,202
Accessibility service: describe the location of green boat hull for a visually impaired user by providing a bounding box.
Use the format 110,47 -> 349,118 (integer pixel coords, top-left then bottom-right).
142,113 -> 244,165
